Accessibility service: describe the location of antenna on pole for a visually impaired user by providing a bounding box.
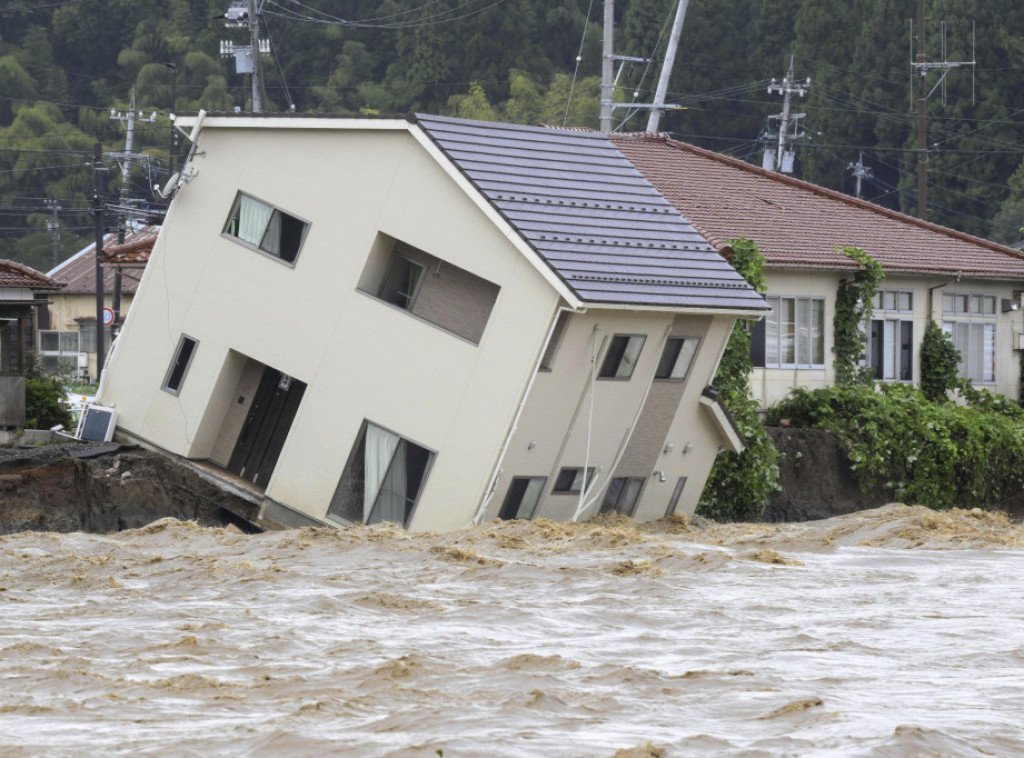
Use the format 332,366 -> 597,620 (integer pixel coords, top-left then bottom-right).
848,151 -> 872,200
763,56 -> 810,173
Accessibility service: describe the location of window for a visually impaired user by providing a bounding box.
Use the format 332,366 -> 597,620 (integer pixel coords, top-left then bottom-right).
943,293 -> 997,383
327,421 -> 435,527
224,192 -> 308,264
868,289 -> 914,383
868,320 -> 913,381
655,337 -> 700,380
498,477 -> 546,520
552,467 -> 596,495
539,311 -> 571,371
359,237 -> 500,344
78,324 -> 112,355
162,335 -> 198,394
665,477 -> 687,517
378,255 -> 425,310
944,321 -> 996,383
762,296 -> 825,368
599,477 -> 645,517
38,330 -> 80,375
598,335 -> 646,379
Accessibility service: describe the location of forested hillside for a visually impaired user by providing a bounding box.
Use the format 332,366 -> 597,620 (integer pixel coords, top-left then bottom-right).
1,0 -> 1023,271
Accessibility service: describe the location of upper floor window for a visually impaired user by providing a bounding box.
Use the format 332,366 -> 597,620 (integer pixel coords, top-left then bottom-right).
379,255 -> 425,310
223,192 -> 309,264
655,337 -> 700,380
599,334 -> 646,379
162,335 -> 198,395
872,290 -> 913,313
760,296 -> 825,368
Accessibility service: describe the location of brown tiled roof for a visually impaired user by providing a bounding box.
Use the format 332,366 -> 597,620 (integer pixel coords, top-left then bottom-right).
48,225 -> 157,295
0,259 -> 62,289
612,134 -> 1024,279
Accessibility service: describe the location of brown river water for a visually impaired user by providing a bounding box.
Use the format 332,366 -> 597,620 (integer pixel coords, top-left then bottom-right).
2,504 -> 1023,757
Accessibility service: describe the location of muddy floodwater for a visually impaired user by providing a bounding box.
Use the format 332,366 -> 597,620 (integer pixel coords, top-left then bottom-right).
2,504 -> 1024,757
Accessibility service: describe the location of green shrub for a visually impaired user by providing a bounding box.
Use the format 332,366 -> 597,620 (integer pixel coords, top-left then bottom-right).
24,361 -> 71,431
919,320 -> 962,402
696,238 -> 779,522
770,384 -> 1024,510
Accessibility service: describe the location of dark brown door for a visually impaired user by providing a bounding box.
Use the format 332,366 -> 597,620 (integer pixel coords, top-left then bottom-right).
227,367 -> 306,487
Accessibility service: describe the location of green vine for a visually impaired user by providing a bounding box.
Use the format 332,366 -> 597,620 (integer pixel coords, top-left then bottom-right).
833,246 -> 884,386
919,320 -> 962,402
696,238 -> 779,523
770,383 -> 1024,511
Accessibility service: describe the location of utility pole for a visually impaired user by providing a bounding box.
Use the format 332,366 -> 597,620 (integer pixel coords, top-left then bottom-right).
909,5 -> 975,221
92,143 -> 107,384
109,88 -> 156,243
763,56 -> 810,173
220,1 -> 269,113
600,0 -> 614,132
915,0 -> 927,219
646,0 -> 690,133
247,0 -> 265,112
45,199 -> 61,268
162,63 -> 178,176
848,151 -> 872,200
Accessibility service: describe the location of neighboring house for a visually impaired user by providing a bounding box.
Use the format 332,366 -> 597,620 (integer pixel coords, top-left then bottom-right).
615,133 -> 1024,406
46,226 -> 156,381
98,112 -> 767,531
0,260 -> 62,427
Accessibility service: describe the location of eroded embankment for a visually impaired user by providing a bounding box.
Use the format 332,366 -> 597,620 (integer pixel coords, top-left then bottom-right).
0,445 -> 258,535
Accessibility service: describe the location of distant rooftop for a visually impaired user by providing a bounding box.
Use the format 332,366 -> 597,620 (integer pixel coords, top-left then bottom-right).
613,133 -> 1024,279
0,259 -> 61,290
48,226 -> 157,295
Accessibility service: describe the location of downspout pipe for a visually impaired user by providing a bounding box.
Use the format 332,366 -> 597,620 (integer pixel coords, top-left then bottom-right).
470,305 -> 584,525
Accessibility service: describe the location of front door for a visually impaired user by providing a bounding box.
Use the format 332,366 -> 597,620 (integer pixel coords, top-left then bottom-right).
227,366 -> 306,487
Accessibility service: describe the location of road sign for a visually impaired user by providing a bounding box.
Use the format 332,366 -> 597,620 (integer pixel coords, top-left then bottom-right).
102,308 -> 115,327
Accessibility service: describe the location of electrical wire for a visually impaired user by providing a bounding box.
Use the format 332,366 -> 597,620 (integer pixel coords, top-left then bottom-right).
563,0 -> 596,127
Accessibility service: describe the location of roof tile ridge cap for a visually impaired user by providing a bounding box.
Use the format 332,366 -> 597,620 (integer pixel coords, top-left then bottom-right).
608,131 -> 669,142
656,136 -> 1024,263
0,258 -> 62,288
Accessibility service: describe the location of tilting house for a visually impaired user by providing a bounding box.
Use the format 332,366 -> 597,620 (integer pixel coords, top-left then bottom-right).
97,113 -> 766,531
615,134 -> 1024,406
46,226 -> 156,381
0,260 -> 62,427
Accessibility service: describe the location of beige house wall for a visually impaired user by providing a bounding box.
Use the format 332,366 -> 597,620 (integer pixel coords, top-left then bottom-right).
488,310 -> 738,520
45,292 -> 134,380
754,269 -> 1024,408
99,126 -> 559,532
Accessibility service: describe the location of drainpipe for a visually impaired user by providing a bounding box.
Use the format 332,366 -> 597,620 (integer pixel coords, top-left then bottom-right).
928,271 -> 961,320
470,305 -> 584,525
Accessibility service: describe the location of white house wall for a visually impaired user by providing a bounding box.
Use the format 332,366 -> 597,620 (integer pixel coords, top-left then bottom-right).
754,269 -> 1024,407
99,126 -> 559,532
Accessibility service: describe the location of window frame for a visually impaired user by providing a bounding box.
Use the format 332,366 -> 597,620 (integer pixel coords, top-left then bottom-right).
498,476 -> 547,520
665,477 -> 687,517
598,334 -> 647,380
326,419 -> 436,528
762,295 -> 826,369
551,467 -> 596,495
655,336 -> 700,381
598,476 -> 646,517
539,311 -> 571,372
161,334 -> 199,395
222,191 -> 310,266
942,292 -> 997,384
377,254 -> 426,311
867,318 -> 914,382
